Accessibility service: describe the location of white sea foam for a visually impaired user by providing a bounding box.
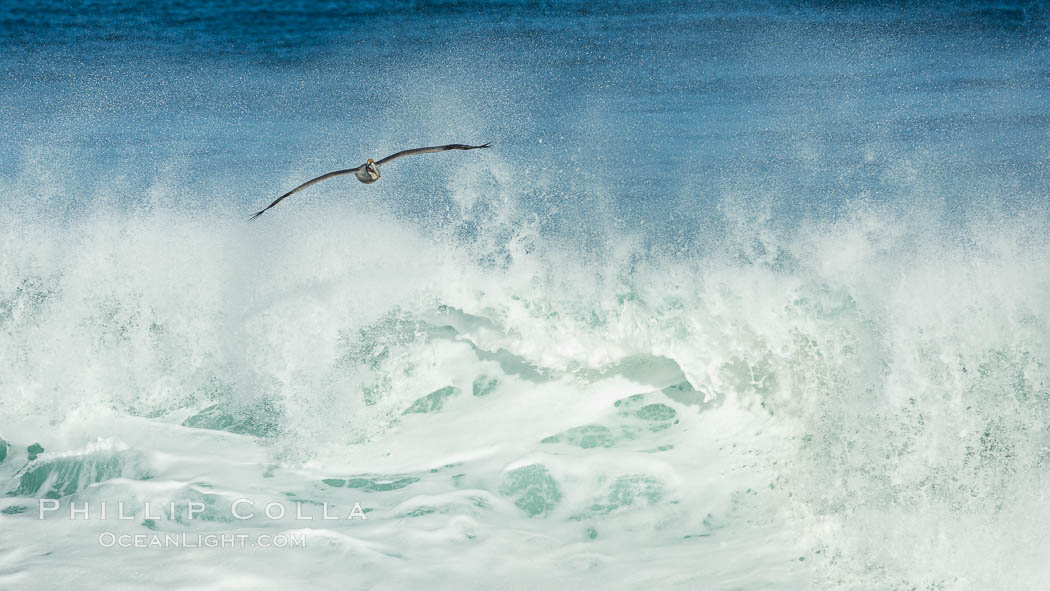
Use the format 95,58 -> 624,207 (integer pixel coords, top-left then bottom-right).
2,166 -> 1048,589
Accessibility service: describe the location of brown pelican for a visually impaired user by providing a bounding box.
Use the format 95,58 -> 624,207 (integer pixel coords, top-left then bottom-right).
248,142 -> 491,221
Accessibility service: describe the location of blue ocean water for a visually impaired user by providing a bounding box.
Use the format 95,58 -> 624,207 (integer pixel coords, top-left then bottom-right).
1,1 -> 1049,589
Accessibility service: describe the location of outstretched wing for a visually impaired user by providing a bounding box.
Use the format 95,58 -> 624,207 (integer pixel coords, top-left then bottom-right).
248,166 -> 362,221
375,142 -> 491,166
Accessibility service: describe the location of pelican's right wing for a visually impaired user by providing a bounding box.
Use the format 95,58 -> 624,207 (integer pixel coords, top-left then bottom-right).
248,166 -> 362,221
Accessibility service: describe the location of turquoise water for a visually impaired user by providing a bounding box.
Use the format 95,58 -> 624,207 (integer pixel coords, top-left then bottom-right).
2,2 -> 1049,589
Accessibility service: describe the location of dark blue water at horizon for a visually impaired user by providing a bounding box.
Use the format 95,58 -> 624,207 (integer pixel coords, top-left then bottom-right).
3,0 -> 1047,247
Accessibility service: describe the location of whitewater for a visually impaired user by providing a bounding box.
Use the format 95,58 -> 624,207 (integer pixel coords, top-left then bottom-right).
2,2 -> 1049,589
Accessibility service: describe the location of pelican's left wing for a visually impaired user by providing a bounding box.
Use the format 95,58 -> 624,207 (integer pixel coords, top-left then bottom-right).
375,143 -> 491,166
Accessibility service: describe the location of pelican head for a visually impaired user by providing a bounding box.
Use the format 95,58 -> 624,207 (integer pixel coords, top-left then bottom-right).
355,158 -> 381,184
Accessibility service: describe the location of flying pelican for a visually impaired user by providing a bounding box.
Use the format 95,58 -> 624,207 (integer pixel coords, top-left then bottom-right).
248,142 -> 491,221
